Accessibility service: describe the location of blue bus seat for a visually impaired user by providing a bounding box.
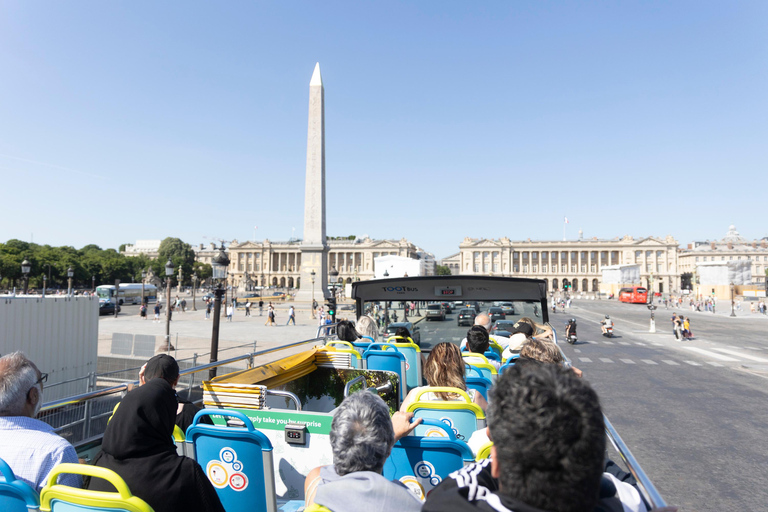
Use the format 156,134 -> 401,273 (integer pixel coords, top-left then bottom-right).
465,364 -> 482,379
499,354 -> 520,373
465,376 -> 493,402
0,457 -> 39,511
186,409 -> 277,512
483,350 -> 501,363
462,353 -> 497,382
362,343 -> 407,401
384,337 -> 422,393
383,419 -> 474,501
405,387 -> 486,442
352,337 -> 373,352
39,464 -> 153,512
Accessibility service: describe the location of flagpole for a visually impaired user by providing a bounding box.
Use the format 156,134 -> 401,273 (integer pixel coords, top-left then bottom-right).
563,219 -> 566,241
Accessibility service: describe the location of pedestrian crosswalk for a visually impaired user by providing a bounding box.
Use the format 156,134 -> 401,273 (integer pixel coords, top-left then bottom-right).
565,341 -> 767,368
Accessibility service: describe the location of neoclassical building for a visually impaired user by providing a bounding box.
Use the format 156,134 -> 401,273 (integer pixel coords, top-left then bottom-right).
453,233 -> 680,295
226,236 -> 420,289
678,225 -> 768,288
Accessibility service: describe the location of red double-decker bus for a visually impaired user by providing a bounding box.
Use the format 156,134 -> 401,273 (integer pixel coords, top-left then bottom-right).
618,286 -> 648,304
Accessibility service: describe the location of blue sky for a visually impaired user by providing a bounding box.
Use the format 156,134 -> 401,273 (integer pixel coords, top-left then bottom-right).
1,1 -> 765,258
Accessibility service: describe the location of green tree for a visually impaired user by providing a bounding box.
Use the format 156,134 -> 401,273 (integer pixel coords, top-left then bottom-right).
436,265 -> 452,276
157,237 -> 196,286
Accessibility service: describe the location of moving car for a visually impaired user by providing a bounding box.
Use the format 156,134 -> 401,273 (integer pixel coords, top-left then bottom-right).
383,322 -> 421,345
425,303 -> 446,321
457,308 -> 477,326
488,306 -> 506,322
491,320 -> 517,335
440,302 -> 453,314
499,302 -> 515,316
98,301 -> 121,315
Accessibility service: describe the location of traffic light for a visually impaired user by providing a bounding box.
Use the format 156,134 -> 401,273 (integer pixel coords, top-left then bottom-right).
326,297 -> 337,323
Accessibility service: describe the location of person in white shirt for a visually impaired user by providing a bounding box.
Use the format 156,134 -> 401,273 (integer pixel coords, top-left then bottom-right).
0,352 -> 81,492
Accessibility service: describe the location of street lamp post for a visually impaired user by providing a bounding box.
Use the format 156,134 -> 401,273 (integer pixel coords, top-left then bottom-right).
67,267 -> 74,296
383,269 -> 389,326
141,269 -> 147,305
209,246 -> 230,380
42,275 -> 47,298
91,275 -> 96,293
178,267 -> 183,296
310,270 -> 316,318
192,273 -> 198,311
730,282 -> 736,317
165,259 -> 174,351
329,266 -> 339,299
21,259 -> 31,294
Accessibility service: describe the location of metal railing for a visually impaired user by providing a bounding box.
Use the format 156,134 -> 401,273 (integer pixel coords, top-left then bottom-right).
40,334 -> 326,447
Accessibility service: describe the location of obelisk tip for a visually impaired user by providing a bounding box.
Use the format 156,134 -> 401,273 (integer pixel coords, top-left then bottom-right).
310,63 -> 322,87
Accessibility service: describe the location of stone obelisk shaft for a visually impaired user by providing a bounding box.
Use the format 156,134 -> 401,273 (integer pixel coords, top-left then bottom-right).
297,63 -> 329,302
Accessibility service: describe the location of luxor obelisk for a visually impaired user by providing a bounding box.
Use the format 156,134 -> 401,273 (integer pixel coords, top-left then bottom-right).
297,63 -> 330,302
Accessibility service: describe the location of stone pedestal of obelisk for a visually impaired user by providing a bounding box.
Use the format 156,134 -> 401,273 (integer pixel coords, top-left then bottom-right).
296,63 -> 330,303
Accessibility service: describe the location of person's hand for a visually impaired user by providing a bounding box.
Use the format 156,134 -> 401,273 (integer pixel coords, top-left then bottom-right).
138,363 -> 147,386
392,411 -> 422,441
571,366 -> 583,378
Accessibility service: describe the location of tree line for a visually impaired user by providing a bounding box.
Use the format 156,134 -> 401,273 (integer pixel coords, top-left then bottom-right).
0,238 -> 212,291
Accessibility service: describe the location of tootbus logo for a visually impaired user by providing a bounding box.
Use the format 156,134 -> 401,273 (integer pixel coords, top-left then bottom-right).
381,286 -> 419,294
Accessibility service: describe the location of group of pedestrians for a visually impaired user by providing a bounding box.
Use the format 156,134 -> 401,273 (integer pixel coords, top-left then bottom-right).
671,312 -> 692,340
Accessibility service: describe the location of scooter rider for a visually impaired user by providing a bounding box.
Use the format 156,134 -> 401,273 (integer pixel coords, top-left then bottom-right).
601,315 -> 613,335
565,318 -> 577,339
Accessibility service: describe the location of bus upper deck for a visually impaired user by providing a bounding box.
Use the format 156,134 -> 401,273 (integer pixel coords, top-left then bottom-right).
29,276 -> 665,512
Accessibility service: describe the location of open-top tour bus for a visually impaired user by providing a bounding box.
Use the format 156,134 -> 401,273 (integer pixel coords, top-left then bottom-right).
33,276 -> 665,512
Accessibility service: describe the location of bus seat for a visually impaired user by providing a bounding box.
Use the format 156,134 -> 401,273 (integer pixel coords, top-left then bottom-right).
173,425 -> 187,457
465,365 -> 483,379
499,355 -> 520,373
362,344 -> 407,401
462,354 -> 497,381
483,350 -> 501,363
39,464 -> 153,512
465,376 -> 493,402
488,341 -> 503,357
384,337 -> 422,393
186,409 -> 277,512
0,457 -> 40,512
475,441 -> 493,461
383,419 -> 474,501
404,387 -> 486,442
352,337 -> 373,352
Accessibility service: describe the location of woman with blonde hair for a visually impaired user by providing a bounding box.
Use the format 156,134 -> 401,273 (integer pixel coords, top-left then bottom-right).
517,316 -> 554,340
355,315 -> 379,342
400,342 -> 487,412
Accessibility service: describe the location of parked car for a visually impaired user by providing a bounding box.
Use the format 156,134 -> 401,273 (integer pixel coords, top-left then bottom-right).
99,301 -> 121,315
383,322 -> 421,345
457,308 -> 477,326
426,303 -> 446,321
488,307 -> 506,322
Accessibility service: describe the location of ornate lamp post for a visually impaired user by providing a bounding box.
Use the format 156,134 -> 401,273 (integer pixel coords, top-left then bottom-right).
192,273 -> 198,311
329,266 -> 339,300
141,269 -> 147,305
21,259 -> 31,295
310,269 -> 316,318
91,275 -> 96,293
383,269 -> 389,326
42,274 -> 47,298
164,259 -> 174,351
730,282 -> 736,317
209,245 -> 230,380
67,267 -> 74,296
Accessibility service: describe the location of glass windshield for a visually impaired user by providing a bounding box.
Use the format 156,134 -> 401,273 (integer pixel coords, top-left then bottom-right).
96,288 -> 112,300
362,299 -> 545,352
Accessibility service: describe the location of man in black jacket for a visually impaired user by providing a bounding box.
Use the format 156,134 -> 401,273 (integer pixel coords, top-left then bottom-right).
423,364 -> 657,512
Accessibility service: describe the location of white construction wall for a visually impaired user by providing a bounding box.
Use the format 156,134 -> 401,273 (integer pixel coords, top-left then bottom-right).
601,264 -> 641,284
698,261 -> 753,286
0,296 -> 99,401
374,255 -> 423,279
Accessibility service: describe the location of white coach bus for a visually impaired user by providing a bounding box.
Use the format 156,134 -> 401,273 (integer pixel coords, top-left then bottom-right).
95,283 -> 157,305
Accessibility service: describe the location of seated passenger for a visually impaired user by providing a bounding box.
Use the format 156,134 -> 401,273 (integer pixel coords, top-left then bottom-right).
336,319 -> 362,343
400,342 -> 487,412
355,314 -> 380,342
424,364 -> 651,512
304,391 -> 422,512
138,354 -> 211,433
459,313 -> 510,351
463,326 -> 501,370
500,321 -> 534,360
517,316 -> 554,341
0,352 -> 81,492
87,378 -> 225,512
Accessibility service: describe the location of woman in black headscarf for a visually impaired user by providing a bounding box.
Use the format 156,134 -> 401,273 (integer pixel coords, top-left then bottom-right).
86,378 -> 225,512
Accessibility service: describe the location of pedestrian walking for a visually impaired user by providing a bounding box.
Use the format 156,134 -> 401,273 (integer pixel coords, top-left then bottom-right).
265,303 -> 276,326
287,305 -> 296,325
226,304 -> 234,322
245,301 -> 251,317
140,303 -> 147,320
205,300 -> 212,319
259,300 -> 264,316
153,303 -> 161,323
181,298 -> 187,313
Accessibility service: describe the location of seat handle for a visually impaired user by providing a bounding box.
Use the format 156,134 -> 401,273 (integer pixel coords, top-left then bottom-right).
190,408 -> 254,430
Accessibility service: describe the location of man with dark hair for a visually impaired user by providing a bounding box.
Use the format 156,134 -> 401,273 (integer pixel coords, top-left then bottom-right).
0,352 -> 81,491
423,364 -> 648,512
465,326 -> 500,370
